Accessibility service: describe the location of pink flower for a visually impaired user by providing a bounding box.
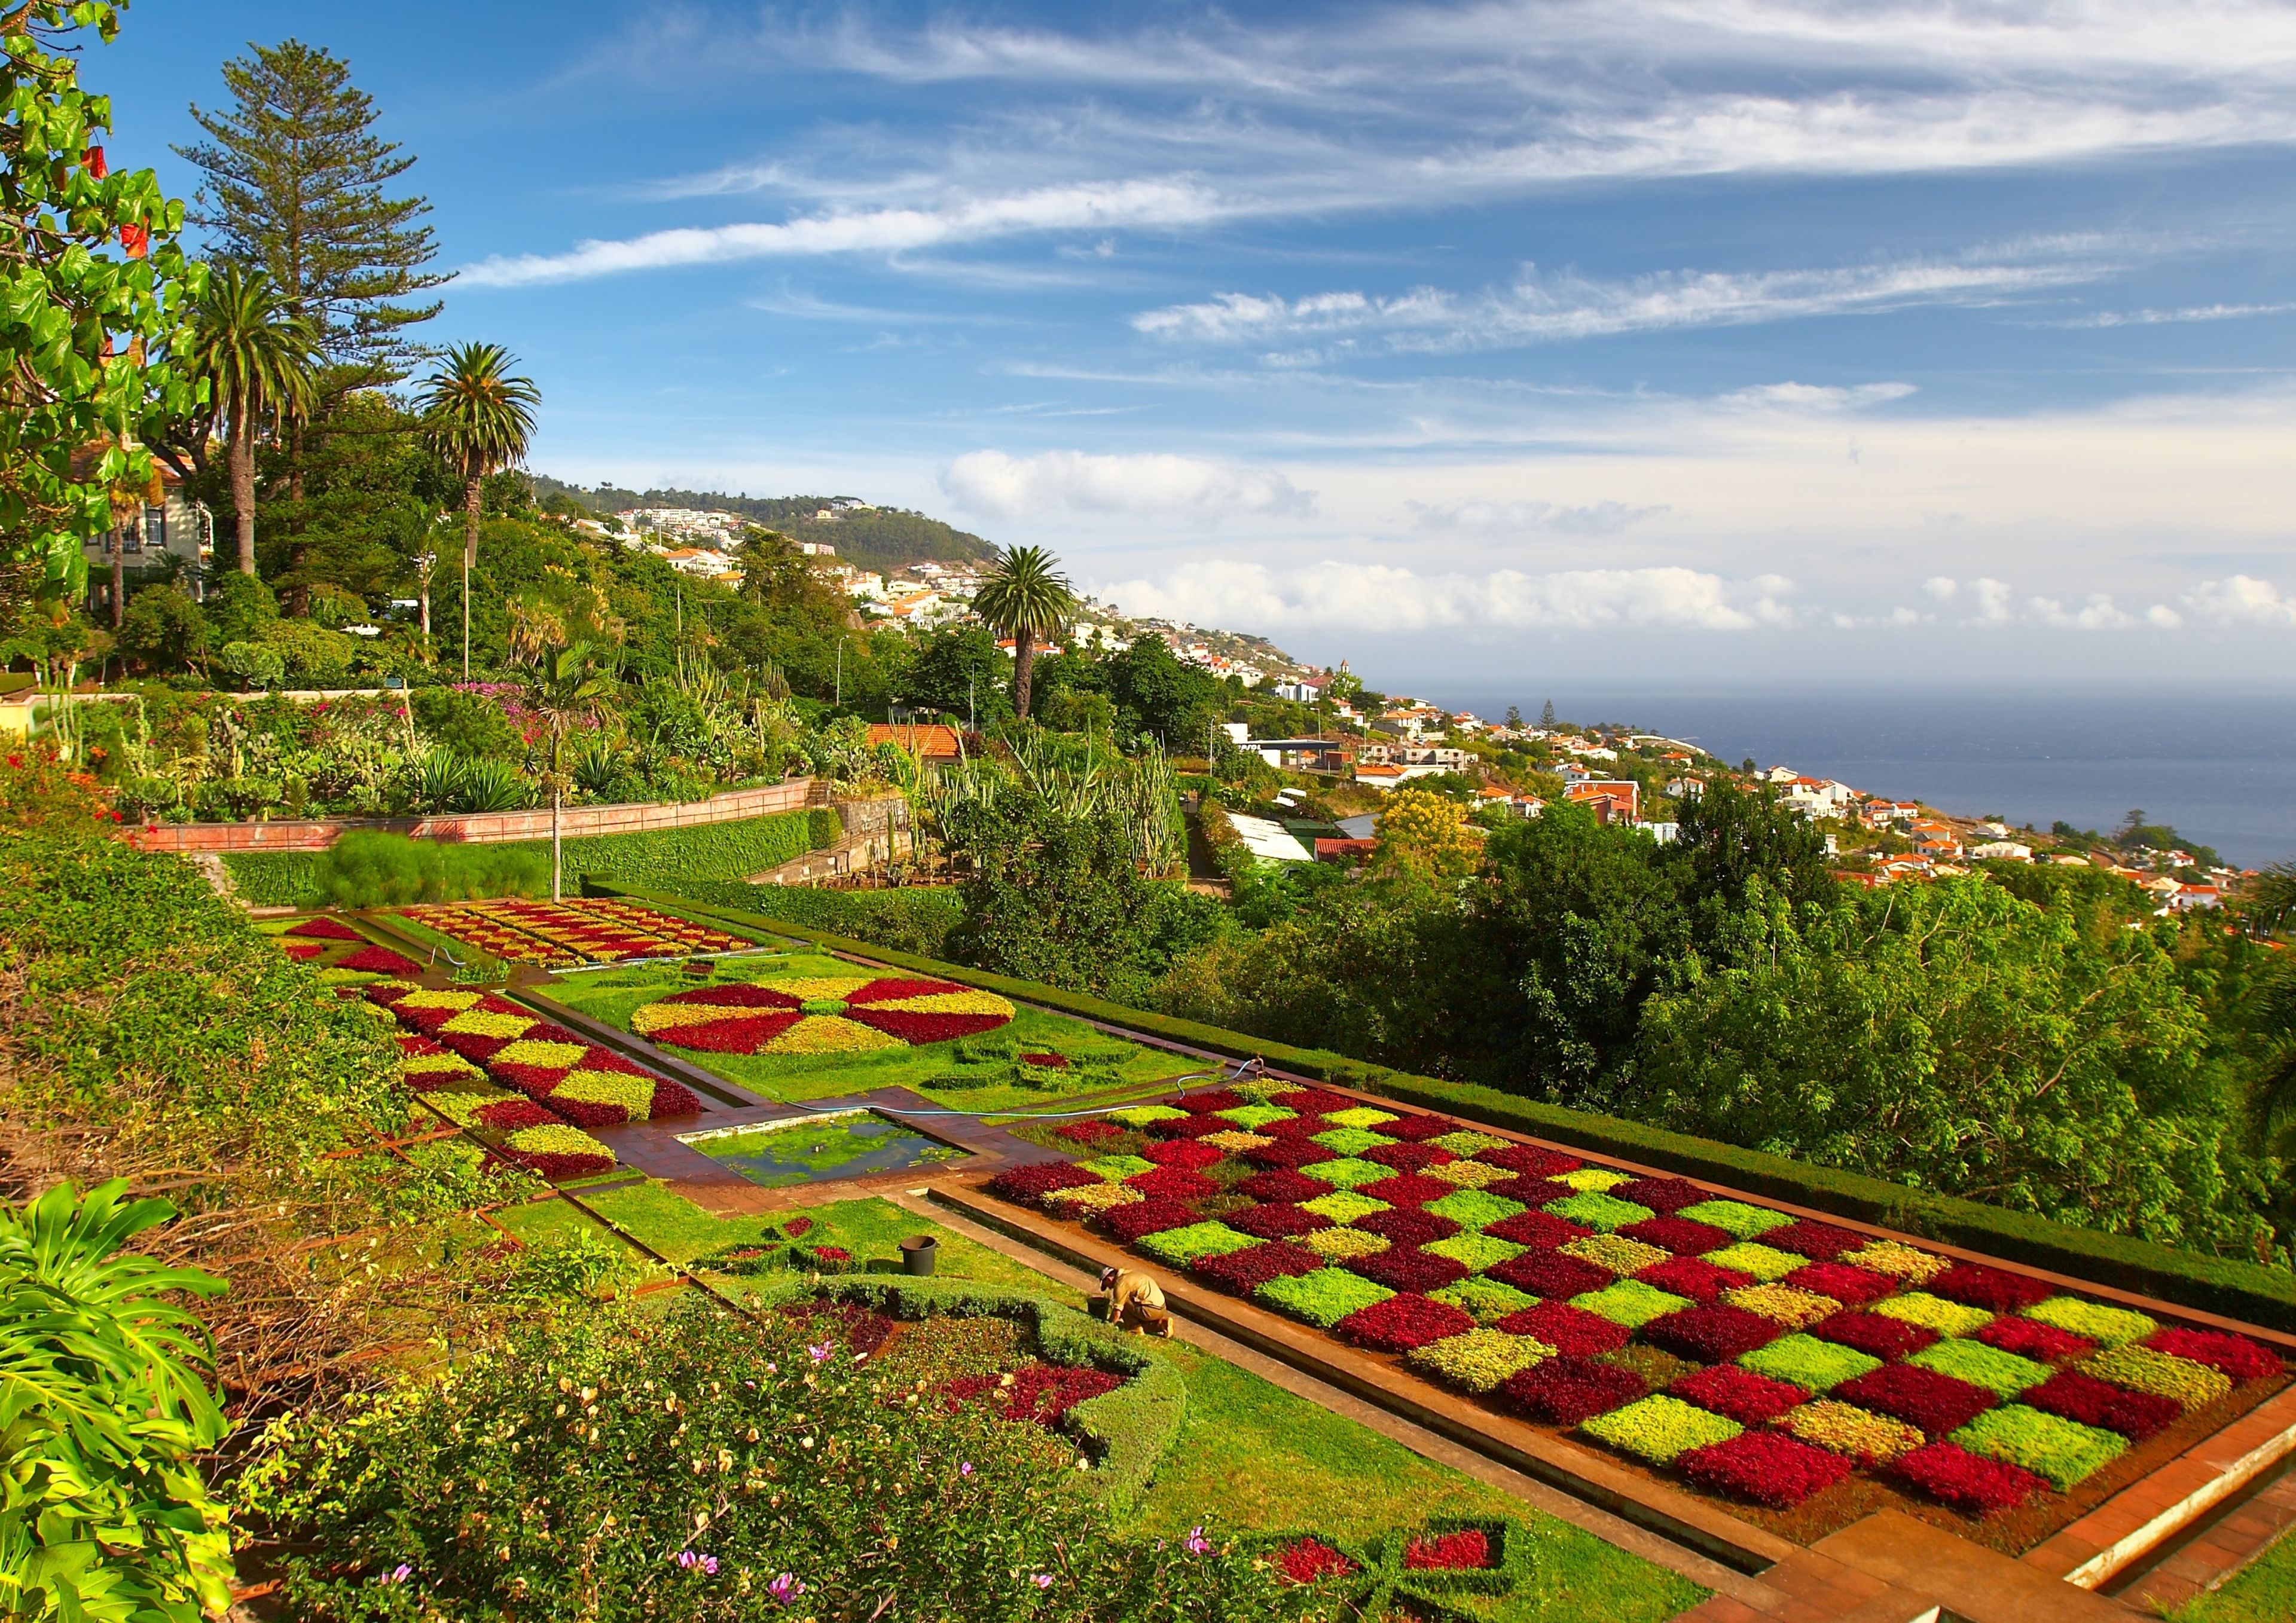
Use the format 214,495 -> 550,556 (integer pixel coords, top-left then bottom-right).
808,1342 -> 833,1363
767,1572 -> 805,1606
959,1461 -> 973,1477
1031,1574 -> 1054,1588
1183,1526 -> 1211,1555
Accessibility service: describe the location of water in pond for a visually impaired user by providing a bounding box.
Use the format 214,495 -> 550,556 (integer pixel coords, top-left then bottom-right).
686,1111 -> 969,1188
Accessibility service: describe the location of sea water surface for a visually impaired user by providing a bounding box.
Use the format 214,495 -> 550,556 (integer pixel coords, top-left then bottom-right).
1424,689 -> 2296,869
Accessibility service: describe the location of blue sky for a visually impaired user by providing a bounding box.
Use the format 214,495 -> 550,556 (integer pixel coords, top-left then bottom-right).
96,1 -> 2296,687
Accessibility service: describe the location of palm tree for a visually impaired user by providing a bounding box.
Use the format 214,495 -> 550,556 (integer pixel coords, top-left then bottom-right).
970,545 -> 1077,722
419,343 -> 540,679
184,264 -> 318,576
524,640 -> 613,900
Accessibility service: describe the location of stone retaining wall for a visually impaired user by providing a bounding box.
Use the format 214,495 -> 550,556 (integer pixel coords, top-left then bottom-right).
122,779 -> 816,854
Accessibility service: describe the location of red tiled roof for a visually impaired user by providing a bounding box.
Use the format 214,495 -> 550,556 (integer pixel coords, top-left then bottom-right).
866,723 -> 964,760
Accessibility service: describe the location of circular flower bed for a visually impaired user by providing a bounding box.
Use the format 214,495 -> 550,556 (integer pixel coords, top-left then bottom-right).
631,975 -> 1015,1055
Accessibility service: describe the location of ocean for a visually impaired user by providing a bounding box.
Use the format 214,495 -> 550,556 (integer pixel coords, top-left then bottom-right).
1422,688 -> 2296,870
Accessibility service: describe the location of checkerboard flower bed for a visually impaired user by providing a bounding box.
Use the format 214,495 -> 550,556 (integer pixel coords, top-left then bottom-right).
372,984 -> 695,1127
337,943 -> 421,975
1680,1431 -> 1853,1509
500,1121 -> 614,1179
281,940 -> 324,961
399,897 -> 748,966
990,1093 -> 2291,1532
286,916 -> 363,942
987,1162 -> 1101,1206
631,973 -> 1013,1054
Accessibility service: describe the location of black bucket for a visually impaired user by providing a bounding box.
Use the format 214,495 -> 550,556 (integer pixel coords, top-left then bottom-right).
899,1235 -> 938,1277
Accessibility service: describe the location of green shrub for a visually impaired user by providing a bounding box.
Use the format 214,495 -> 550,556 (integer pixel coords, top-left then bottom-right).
670,879 -> 966,956
1425,1189 -> 1528,1232
1907,1337 -> 2049,1398
1254,1267 -> 1393,1328
1544,1191 -> 1653,1233
1570,1279 -> 1692,1330
1678,1199 -> 1794,1239
1428,1277 -> 1538,1324
313,831 -> 551,907
1136,1221 -> 1254,1266
1580,1395 -> 1741,1463
1738,1333 -> 1881,1393
1950,1405 -> 2126,1489
2023,1295 -> 2157,1346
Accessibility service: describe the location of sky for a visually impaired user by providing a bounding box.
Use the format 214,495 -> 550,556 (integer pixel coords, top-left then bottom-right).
91,1 -> 2296,688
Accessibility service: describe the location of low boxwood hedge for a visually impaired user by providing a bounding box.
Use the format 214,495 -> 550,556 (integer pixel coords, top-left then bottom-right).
604,883 -> 2296,1334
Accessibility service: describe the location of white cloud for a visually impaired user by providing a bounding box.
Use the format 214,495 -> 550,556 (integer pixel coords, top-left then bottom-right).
1131,253 -> 2102,352
1091,558 -> 1797,633
2029,593 -> 2138,630
2052,302 -> 2296,328
459,180 -> 1222,287
1969,578 -> 2016,623
2185,574 -> 2296,624
939,450 -> 1314,520
1406,498 -> 1666,536
2146,604 -> 2185,629
1720,381 -> 1918,411
1923,576 -> 1958,600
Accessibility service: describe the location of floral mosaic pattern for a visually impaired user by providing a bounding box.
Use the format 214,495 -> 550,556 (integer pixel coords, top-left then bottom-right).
989,1084 -> 2286,1523
631,976 -> 1015,1056
397,897 -> 749,967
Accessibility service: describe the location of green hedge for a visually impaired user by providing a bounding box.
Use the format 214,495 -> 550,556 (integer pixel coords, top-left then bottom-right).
735,1273 -> 1186,1514
222,809 -> 836,908
661,879 -> 965,957
615,884 -> 2296,1335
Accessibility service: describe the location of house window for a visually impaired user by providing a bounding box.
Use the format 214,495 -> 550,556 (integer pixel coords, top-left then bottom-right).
144,505 -> 166,552
117,518 -> 139,555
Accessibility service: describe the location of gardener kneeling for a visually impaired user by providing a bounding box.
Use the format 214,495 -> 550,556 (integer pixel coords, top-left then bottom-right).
1100,1266 -> 1172,1338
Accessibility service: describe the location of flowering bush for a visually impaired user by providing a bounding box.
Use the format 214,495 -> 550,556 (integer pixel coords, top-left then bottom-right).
1782,1262 -> 1897,1308
2083,1344 -> 2233,1407
1739,1334 -> 1882,1395
1137,1222 -> 1257,1266
1974,1315 -> 2095,1363
1580,1395 -> 1742,1464
1501,1355 -> 1645,1425
1193,1240 -> 1323,1294
1643,1304 -> 1781,1363
2022,1370 -> 2181,1440
1225,1202 -> 1332,1241
1405,1329 -> 1553,1394
1950,1405 -> 2125,1490
1256,1267 -> 1393,1328
501,1122 -> 615,1181
1810,1311 -> 1937,1361
1355,1207 -> 1460,1247
1835,1364 -> 1996,1435
1346,1246 -> 1468,1295
1873,1292 -> 1995,1338
1635,1257 -> 1755,1306
1669,1365 -> 1807,1425
1338,1292 -> 1477,1353
2144,1326 -> 2282,1381
1570,1279 -> 1692,1331
1680,1431 -> 1853,1509
1894,1441 -> 2047,1514
1779,1400 -> 1925,1466
1101,1199 -> 1200,1243
988,1162 -> 1101,1208
1907,1337 -> 2049,1399
1620,1215 -> 1732,1255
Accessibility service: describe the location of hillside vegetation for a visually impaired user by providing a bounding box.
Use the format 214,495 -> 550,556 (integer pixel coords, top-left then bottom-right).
534,475 -> 999,572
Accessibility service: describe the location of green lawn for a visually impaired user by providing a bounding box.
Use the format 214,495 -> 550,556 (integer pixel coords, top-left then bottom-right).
542,952 -> 1199,1108
2176,1523 -> 2296,1622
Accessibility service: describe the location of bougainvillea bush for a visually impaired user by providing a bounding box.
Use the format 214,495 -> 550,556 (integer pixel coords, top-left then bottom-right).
994,1079 -> 2288,1529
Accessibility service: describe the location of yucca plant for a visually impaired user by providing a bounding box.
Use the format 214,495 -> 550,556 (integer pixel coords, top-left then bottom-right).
0,1181 -> 231,1622
450,756 -> 535,814
405,747 -> 471,814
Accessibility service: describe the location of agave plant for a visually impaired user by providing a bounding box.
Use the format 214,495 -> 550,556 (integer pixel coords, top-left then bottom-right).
451,756 -> 537,814
569,734 -> 623,800
405,747 -> 471,814
0,1181 -> 231,1621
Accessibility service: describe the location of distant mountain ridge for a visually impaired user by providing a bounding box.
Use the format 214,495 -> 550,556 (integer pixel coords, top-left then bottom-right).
533,475 -> 999,574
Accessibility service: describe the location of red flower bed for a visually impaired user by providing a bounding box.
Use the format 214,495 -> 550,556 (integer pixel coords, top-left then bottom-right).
1142,1138 -> 1225,1172
1973,1315 -> 2094,1362
1762,1219 -> 1866,1261
1495,1300 -> 1628,1356
338,945 -> 422,975
474,1098 -> 554,1131
1021,1052 -> 1069,1068
1680,1432 -> 1853,1509
784,1217 -> 814,1237
502,1145 -> 613,1180
1620,1215 -> 1733,1255
1102,1199 -> 1200,1243
988,1162 -> 1102,1206
1226,1202 -> 1333,1240
1196,1240 -> 1324,1294
1275,1538 -> 1356,1585
650,1078 -> 702,1118
1259,1114 -> 1332,1141
548,1096 -> 628,1129
368,982 -> 420,1005
1357,1172 -> 1454,1208
1237,1167 -> 1327,1204
1834,1364 -> 1996,1434
392,1001 -> 460,1033
1893,1441 -> 2047,1515
1613,1176 -> 1708,1214
1784,1261 -> 1897,1307
1403,1528 -> 1492,1570
1127,1166 -> 1219,1201
1345,1246 -> 1468,1294
1502,1355 -> 1645,1425
286,916 -> 362,941
490,1062 -> 572,1098
947,1362 -> 1123,1425
1485,1175 -> 1576,1207
522,1020 -> 582,1046
1488,1249 -> 1610,1300
1670,1364 -> 1808,1425
1376,1113 -> 1465,1143
1475,1142 -> 1580,1176
652,1012 -> 801,1052
1644,1304 -> 1783,1362
1485,1208 -> 1590,1249
396,1032 -> 445,1054
282,940 -> 324,961
1244,1138 -> 1336,1169
1177,1089 -> 1245,1114
2023,1370 -> 2181,1440
441,1032 -> 513,1063
1057,1120 -> 1123,1145
1361,1141 -> 1455,1172
1283,1090 -> 1358,1115
1928,1263 -> 2053,1313
658,981 -> 798,1008
1147,1113 -> 1231,1140
1810,1311 -> 1938,1361
2147,1326 -> 2282,1381
847,1008 -> 1011,1043
1634,1256 -> 1755,1306
1355,1206 -> 1460,1247
1339,1292 -> 1476,1353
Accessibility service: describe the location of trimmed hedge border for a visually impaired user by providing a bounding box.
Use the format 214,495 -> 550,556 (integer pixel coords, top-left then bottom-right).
601,883 -> 2296,1335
